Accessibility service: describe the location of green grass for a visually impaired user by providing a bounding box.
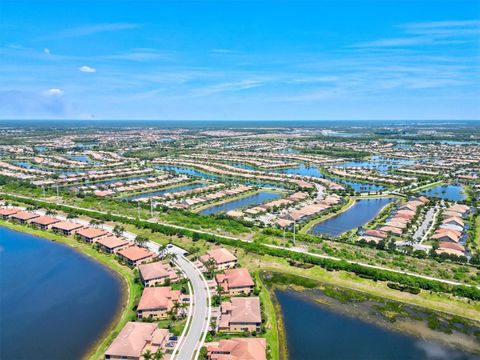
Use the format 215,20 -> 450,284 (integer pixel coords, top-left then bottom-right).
0,219 -> 142,360
255,272 -> 280,360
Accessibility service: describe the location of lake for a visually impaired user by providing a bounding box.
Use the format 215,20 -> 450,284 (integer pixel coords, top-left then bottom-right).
421,184 -> 465,201
310,197 -> 393,237
277,290 -> 477,360
272,164 -> 386,192
0,226 -> 122,360
200,191 -> 281,215
122,182 -> 205,200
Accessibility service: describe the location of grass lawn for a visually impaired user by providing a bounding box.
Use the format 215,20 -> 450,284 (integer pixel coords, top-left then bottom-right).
0,220 -> 142,360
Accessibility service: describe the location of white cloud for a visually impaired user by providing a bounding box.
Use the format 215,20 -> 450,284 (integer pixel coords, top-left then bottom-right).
43,88 -> 64,96
44,23 -> 140,40
79,65 -> 96,73
44,48 -> 50,55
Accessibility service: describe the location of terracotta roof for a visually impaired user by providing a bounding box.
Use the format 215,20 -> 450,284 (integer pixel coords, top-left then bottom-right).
118,245 -> 154,262
438,241 -> 465,252
222,297 -> 261,324
76,227 -> 108,239
52,221 -> 83,231
216,268 -> 254,289
206,338 -> 266,360
96,236 -> 129,249
30,215 -> 60,226
137,286 -> 180,311
139,261 -> 174,281
364,229 -> 388,239
105,322 -> 157,358
11,211 -> 39,221
203,248 -> 237,265
0,208 -> 19,216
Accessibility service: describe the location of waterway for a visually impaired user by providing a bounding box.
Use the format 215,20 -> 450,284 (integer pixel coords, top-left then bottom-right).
156,165 -> 286,189
0,226 -> 122,360
277,290 -> 478,360
200,191 -> 281,215
310,197 -> 394,237
122,182 -> 205,200
420,184 -> 466,201
271,164 -> 386,192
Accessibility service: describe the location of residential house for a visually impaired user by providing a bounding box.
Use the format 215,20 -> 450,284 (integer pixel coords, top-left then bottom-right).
205,338 -> 266,360
10,211 -> 39,224
215,268 -> 255,296
219,297 -> 261,333
30,215 -> 60,230
96,236 -> 130,254
117,246 -> 157,266
52,221 -> 84,236
104,322 -> 169,360
200,248 -> 238,270
76,227 -> 109,243
139,261 -> 179,287
137,286 -> 181,320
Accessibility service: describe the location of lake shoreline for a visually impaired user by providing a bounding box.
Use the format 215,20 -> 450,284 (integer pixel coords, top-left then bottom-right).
261,271 -> 480,359
0,220 -> 132,360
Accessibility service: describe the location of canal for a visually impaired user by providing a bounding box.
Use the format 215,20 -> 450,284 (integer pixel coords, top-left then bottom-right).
277,290 -> 478,360
0,226 -> 122,360
200,191 -> 281,215
309,197 -> 394,237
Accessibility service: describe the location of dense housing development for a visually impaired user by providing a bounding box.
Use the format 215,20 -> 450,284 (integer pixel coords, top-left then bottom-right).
1,121 -> 479,360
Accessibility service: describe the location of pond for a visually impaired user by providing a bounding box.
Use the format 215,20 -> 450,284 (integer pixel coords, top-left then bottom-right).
13,161 -> 81,175
272,164 -> 386,192
200,191 -> 281,215
309,197 -> 394,237
277,290 -> 477,360
0,226 -> 122,360
420,184 -> 465,201
156,165 -> 286,189
122,182 -> 205,200
336,156 -> 415,174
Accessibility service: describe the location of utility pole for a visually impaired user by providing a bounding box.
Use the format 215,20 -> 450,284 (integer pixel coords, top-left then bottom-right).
293,220 -> 296,245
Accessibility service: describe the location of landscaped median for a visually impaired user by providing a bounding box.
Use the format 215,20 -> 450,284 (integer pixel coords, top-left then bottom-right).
0,219 -> 142,360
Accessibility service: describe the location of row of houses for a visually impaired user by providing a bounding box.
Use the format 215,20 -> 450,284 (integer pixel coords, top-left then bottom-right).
432,203 -> 471,257
359,196 -> 429,243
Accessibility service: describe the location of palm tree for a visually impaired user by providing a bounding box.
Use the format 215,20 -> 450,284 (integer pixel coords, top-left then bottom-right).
158,244 -> 167,258
143,349 -> 153,360
135,235 -> 148,248
113,224 -> 125,237
154,349 -> 164,360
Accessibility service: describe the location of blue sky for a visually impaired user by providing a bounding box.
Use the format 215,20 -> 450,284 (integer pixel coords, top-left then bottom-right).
0,0 -> 479,120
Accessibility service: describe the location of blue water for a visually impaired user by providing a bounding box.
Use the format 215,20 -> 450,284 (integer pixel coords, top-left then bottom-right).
0,226 -> 122,360
156,165 -> 285,189
272,164 -> 386,192
336,157 -> 415,174
14,161 -> 81,175
277,290 -> 477,360
122,182 -> 205,200
200,191 -> 281,215
231,163 -> 259,171
67,155 -> 94,163
310,198 -> 393,237
421,185 -> 465,201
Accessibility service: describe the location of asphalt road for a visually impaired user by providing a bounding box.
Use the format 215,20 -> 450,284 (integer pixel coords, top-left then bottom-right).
169,249 -> 210,360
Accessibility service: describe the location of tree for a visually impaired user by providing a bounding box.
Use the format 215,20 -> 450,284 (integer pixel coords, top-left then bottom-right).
113,224 -> 125,237
143,349 -> 153,360
135,235 -> 148,248
154,349 -> 164,360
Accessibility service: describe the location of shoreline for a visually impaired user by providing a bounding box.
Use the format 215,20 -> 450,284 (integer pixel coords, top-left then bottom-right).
0,220 -> 135,360
261,271 -> 480,357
